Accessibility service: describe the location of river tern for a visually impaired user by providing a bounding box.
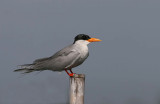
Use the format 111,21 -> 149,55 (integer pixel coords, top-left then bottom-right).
14,34 -> 102,76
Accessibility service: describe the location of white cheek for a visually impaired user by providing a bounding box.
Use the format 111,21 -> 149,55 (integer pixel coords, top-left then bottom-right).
84,40 -> 90,45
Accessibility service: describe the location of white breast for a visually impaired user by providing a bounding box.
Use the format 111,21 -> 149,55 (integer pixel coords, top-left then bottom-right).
74,40 -> 89,58
72,40 -> 90,67
79,45 -> 89,58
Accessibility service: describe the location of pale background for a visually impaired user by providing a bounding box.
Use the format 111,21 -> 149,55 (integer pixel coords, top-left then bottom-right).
1,0 -> 160,104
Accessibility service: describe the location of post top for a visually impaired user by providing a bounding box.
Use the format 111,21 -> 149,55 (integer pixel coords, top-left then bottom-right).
72,74 -> 85,78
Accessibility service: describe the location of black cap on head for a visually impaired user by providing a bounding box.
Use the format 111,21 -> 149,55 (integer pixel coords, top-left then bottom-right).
74,34 -> 91,43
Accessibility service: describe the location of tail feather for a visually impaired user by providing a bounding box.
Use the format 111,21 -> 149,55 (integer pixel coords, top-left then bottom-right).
14,64 -> 35,74
14,68 -> 35,74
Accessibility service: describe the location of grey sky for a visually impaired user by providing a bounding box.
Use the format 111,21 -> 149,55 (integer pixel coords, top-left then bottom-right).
1,0 -> 160,104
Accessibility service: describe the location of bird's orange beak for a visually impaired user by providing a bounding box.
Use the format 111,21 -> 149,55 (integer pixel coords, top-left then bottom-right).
87,38 -> 102,42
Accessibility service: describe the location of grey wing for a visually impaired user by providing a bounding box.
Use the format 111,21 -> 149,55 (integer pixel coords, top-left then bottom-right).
50,45 -> 75,59
32,45 -> 81,71
33,57 -> 52,64
46,49 -> 81,71
33,45 -> 74,64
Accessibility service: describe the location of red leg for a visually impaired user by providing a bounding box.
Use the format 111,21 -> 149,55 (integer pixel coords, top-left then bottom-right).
65,69 -> 74,77
69,69 -> 73,73
65,69 -> 70,75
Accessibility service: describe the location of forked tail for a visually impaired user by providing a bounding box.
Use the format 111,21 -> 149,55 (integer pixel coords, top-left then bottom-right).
14,64 -> 35,74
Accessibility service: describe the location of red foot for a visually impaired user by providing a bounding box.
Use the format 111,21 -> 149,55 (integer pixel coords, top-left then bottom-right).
69,73 -> 75,77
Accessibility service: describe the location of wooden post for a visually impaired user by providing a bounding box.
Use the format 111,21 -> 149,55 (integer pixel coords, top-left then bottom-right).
70,74 -> 85,104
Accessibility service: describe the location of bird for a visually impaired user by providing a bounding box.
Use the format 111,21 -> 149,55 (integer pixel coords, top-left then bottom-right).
14,34 -> 102,76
